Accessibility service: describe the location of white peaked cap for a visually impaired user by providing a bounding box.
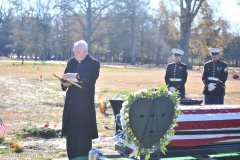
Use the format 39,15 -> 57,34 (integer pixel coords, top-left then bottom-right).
172,48 -> 184,55
209,48 -> 221,53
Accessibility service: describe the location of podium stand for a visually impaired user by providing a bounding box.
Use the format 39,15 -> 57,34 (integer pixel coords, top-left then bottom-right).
109,100 -> 124,132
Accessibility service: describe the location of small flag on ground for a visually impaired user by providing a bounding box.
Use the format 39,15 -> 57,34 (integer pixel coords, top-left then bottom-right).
0,118 -> 7,135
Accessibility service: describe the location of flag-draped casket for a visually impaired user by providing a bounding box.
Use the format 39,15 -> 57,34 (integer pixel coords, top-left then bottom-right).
113,104 -> 240,149
169,105 -> 240,147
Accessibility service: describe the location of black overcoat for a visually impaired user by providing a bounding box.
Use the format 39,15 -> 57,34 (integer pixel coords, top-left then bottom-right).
61,54 -> 100,139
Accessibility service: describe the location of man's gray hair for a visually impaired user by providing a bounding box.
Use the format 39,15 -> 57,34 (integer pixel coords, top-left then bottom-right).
74,40 -> 88,51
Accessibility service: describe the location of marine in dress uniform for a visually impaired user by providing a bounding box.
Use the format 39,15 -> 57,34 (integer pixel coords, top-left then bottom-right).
202,48 -> 228,104
165,49 -> 188,99
61,40 -> 100,160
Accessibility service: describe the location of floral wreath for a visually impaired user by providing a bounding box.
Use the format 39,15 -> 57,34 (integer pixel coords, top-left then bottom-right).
119,85 -> 181,159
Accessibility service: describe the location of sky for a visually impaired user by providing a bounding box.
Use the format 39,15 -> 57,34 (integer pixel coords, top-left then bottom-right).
150,0 -> 240,33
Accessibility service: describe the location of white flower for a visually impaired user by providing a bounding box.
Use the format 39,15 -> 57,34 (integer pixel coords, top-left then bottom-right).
168,91 -> 173,95
120,101 -> 127,115
127,141 -> 138,158
120,116 -> 127,128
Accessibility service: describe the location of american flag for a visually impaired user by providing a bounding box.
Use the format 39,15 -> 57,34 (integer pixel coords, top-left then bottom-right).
169,105 -> 240,147
0,118 -> 7,135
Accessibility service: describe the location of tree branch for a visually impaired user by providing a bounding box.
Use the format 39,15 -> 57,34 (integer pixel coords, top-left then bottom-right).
172,0 -> 181,6
91,16 -> 107,35
91,33 -> 108,44
55,2 -> 87,31
192,0 -> 204,20
180,0 -> 184,8
191,0 -> 197,13
75,0 -> 88,12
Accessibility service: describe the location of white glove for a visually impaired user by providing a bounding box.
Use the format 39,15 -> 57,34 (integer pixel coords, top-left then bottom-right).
208,83 -> 216,91
169,87 -> 176,92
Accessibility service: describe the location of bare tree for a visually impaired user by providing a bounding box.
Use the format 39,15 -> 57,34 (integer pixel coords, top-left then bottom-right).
172,0 -> 204,67
0,0 -> 9,25
55,0 -> 115,55
115,0 -> 150,65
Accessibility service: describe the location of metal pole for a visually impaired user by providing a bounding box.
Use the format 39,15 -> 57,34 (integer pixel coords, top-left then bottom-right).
153,102 -> 160,160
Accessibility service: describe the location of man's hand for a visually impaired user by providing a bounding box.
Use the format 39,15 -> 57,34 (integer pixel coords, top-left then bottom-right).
61,81 -> 72,87
169,86 -> 176,92
208,83 -> 216,91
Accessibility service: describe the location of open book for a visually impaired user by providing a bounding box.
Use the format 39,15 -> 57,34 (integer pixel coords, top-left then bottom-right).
52,73 -> 82,89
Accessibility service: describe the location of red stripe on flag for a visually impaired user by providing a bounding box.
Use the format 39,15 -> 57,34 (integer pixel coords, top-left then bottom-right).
175,119 -> 240,130
0,123 -> 7,135
169,136 -> 240,147
182,109 -> 240,114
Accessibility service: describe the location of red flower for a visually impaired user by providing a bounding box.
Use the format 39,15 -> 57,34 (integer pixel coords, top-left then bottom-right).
54,124 -> 57,128
232,74 -> 239,79
44,123 -> 49,128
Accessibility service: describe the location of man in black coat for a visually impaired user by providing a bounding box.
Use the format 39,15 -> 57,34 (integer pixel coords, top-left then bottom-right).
61,40 -> 100,160
202,48 -> 228,104
165,48 -> 188,99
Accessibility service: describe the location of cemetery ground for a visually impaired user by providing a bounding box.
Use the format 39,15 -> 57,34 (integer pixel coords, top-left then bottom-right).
0,60 -> 240,160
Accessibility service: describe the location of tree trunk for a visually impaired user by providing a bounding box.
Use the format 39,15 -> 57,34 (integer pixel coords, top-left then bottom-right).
178,0 -> 204,69
180,19 -> 191,68
131,2 -> 136,65
86,0 -> 92,55
156,27 -> 161,66
141,23 -> 144,65
131,11 -> 136,65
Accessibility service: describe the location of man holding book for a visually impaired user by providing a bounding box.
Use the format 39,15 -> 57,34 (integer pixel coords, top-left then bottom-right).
61,40 -> 100,160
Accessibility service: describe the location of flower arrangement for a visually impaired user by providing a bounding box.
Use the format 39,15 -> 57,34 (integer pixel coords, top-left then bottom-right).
232,73 -> 239,79
22,123 -> 61,138
120,85 -> 181,159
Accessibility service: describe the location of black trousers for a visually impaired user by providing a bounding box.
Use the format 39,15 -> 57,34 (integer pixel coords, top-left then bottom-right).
66,135 -> 92,160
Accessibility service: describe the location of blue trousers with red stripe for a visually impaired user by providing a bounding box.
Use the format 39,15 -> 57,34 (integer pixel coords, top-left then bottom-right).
204,95 -> 224,104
